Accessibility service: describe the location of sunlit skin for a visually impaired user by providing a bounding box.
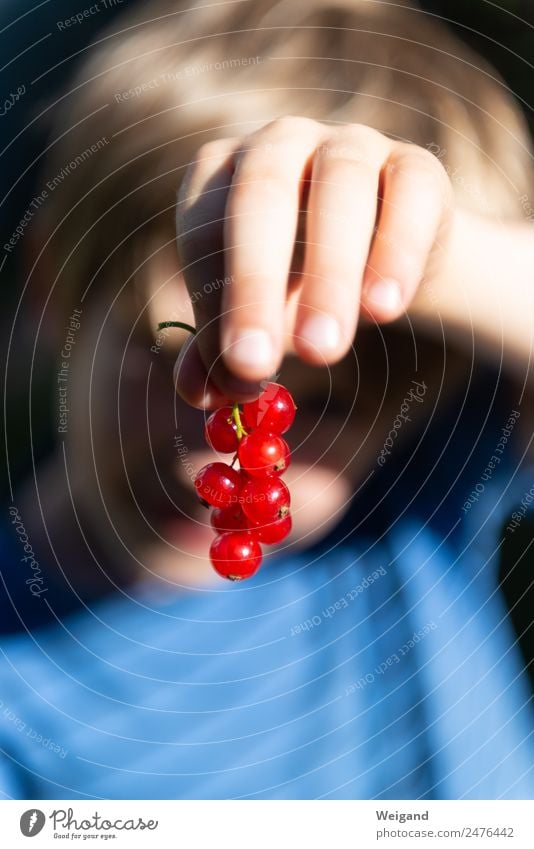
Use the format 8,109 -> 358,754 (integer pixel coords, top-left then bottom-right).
173,118 -> 452,406
18,117 -> 534,592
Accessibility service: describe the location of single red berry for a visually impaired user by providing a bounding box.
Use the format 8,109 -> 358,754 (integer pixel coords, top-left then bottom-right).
252,514 -> 292,544
242,383 -> 296,434
204,406 -> 239,453
194,462 -> 242,508
241,477 -> 291,524
237,431 -> 291,477
211,505 -> 249,533
210,532 -> 263,581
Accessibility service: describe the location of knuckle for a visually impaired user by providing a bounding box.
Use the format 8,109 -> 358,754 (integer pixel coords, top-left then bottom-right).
195,138 -> 234,165
339,123 -> 385,149
315,125 -> 385,172
391,145 -> 450,194
264,115 -> 318,137
233,117 -> 318,177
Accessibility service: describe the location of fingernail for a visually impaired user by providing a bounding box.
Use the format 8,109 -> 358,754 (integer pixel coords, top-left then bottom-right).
226,327 -> 274,372
299,314 -> 341,352
365,278 -> 402,313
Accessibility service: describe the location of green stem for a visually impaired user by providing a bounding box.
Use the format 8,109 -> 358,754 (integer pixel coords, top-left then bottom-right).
232,402 -> 247,440
159,323 -> 246,442
157,321 -> 197,335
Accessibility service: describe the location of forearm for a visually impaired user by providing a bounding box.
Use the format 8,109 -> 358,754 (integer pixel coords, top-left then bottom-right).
410,207 -> 534,376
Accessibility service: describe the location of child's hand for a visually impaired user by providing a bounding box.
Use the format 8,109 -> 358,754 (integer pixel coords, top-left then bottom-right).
174,117 -> 452,406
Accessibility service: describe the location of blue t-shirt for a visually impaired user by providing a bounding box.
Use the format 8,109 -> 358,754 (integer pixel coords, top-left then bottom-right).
0,376 -> 533,800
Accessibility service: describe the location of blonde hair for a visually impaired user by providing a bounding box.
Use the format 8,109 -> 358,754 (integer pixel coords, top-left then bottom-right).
33,0 -> 534,323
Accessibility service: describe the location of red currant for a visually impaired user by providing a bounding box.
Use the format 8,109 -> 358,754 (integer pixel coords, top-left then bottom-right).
237,431 -> 290,477
242,383 -> 296,434
204,406 -> 238,454
241,477 -> 291,524
210,532 -> 263,581
194,462 -> 242,508
211,504 -> 249,533
253,514 -> 292,544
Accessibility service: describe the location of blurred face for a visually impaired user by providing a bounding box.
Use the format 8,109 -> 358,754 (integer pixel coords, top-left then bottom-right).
64,276 -> 388,587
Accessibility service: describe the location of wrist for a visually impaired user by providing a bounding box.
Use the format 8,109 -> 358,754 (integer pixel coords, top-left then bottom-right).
410,205 -> 534,371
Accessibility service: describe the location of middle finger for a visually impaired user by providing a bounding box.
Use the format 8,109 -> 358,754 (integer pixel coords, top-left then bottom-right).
294,126 -> 390,364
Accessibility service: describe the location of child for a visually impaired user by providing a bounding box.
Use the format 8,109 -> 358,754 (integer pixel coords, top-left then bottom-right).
1,0 -> 533,799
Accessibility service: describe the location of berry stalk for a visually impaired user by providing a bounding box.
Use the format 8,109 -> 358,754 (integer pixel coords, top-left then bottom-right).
231,402 -> 247,440
157,321 -> 197,335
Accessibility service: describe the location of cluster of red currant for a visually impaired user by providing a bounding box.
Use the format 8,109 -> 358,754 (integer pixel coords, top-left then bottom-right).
194,383 -> 296,581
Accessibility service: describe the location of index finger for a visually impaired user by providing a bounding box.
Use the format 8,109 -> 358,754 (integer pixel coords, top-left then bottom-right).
176,137 -> 264,401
